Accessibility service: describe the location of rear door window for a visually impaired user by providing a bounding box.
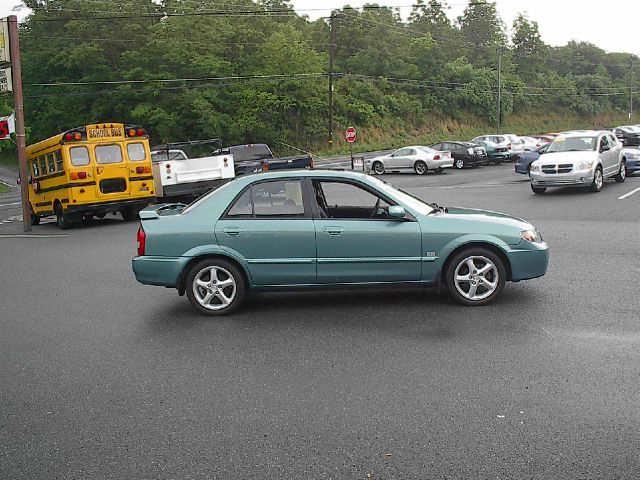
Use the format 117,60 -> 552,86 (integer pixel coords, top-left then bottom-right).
95,145 -> 123,164
225,180 -> 307,218
127,143 -> 146,162
70,147 -> 90,166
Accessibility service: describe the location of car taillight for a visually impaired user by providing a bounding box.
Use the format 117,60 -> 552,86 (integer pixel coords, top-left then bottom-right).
261,161 -> 269,172
433,155 -> 441,160
137,226 -> 146,256
136,166 -> 144,174
507,143 -> 512,149
310,157 -> 314,169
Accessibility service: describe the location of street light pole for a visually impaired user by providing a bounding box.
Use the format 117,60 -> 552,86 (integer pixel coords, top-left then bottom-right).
328,12 -> 336,148
496,51 -> 502,134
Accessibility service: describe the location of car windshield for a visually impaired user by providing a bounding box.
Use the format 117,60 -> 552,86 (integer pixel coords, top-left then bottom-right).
507,135 -> 522,144
368,176 -> 435,215
546,136 -> 597,153
620,126 -> 640,133
230,145 -> 272,163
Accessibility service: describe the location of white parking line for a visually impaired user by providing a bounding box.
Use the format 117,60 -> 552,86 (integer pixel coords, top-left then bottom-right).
0,201 -> 21,208
0,234 -> 68,238
618,187 -> 640,200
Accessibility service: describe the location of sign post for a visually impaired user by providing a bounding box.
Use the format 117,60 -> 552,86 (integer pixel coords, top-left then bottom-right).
5,16 -> 30,231
345,127 -> 357,169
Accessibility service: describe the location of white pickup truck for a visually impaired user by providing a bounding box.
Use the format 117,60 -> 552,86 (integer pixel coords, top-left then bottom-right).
151,145 -> 235,199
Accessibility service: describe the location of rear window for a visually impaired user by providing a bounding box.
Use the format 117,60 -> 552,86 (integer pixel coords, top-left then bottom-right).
127,143 -> 146,162
70,146 -> 90,166
151,150 -> 187,162
230,145 -> 273,163
96,145 -> 123,164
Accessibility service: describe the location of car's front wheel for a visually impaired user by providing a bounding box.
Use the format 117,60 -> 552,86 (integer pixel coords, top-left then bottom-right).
591,166 -> 603,192
455,159 -> 465,169
372,162 -> 385,175
614,161 -> 626,183
531,185 -> 546,194
445,248 -> 506,306
186,258 -> 246,316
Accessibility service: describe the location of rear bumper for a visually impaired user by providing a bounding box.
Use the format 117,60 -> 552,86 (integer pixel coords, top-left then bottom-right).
160,179 -> 228,198
67,198 -> 152,215
132,256 -> 186,288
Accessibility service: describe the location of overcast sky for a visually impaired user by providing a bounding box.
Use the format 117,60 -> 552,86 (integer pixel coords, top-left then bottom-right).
1,0 -> 639,57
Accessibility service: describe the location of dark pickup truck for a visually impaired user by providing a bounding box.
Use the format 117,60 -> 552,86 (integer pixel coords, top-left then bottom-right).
221,143 -> 313,176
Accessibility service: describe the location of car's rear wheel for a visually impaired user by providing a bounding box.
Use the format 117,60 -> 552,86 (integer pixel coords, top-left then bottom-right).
121,206 -> 138,221
531,185 -> 546,194
614,161 -> 626,183
186,258 -> 246,316
372,162 -> 385,175
591,166 -> 603,192
455,159 -> 465,169
445,248 -> 506,306
414,160 -> 427,175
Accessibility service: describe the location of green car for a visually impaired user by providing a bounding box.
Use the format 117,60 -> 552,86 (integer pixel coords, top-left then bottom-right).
472,140 -> 511,164
132,170 -> 549,315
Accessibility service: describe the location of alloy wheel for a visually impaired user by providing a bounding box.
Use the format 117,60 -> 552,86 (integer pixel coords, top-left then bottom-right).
192,266 -> 237,311
453,256 -> 499,301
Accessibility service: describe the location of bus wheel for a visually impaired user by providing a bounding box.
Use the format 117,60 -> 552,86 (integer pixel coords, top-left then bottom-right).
121,207 -> 138,222
55,203 -> 69,230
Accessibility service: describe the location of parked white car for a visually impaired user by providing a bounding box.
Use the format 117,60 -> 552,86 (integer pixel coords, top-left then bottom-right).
471,134 -> 524,158
366,146 -> 454,175
520,136 -> 549,151
529,131 -> 625,193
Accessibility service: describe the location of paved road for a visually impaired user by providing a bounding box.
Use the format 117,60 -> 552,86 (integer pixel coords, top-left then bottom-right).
1,163 -> 639,479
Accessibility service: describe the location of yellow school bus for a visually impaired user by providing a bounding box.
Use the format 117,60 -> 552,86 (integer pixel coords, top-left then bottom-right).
26,123 -> 155,228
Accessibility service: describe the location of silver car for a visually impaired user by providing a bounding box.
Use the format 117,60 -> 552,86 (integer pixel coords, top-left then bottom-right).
529,130 -> 625,193
471,134 -> 525,158
366,146 -> 454,175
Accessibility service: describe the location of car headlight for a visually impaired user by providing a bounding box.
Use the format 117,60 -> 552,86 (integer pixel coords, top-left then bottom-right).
530,162 -> 540,173
577,160 -> 594,170
521,229 -> 542,243
467,148 -> 474,155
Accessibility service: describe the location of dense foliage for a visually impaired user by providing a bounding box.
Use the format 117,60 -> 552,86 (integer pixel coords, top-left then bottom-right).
6,0 -> 639,150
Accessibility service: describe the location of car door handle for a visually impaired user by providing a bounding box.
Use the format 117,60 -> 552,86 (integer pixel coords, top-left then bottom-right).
223,227 -> 241,236
322,226 -> 343,236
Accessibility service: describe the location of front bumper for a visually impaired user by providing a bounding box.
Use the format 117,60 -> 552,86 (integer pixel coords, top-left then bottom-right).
507,241 -> 549,282
529,169 -> 594,187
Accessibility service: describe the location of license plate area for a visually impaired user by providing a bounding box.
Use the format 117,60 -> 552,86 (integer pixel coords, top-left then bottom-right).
100,178 -> 127,194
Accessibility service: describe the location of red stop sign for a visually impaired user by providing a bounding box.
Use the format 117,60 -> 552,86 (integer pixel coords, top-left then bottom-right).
345,127 -> 357,143
0,120 -> 8,139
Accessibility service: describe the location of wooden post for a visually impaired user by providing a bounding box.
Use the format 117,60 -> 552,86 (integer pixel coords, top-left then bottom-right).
8,15 -> 30,232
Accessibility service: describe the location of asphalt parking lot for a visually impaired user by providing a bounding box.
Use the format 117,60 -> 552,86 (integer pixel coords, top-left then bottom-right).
1,162 -> 639,479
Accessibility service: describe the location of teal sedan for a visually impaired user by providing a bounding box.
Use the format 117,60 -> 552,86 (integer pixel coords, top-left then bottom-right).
133,170 -> 549,315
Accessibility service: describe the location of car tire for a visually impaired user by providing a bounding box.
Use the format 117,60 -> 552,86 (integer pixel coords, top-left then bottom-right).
445,247 -> 506,306
121,206 -> 138,221
614,161 -> 626,183
372,162 -> 385,175
590,166 -> 603,192
414,160 -> 428,175
29,204 -> 40,225
186,258 -> 246,316
455,159 -> 465,169
531,185 -> 546,194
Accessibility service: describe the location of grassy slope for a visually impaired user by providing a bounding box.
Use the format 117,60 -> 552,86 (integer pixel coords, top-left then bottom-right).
312,110 -> 630,157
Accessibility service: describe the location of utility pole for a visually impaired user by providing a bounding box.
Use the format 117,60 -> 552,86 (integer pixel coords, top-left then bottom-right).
328,11 -> 336,147
496,51 -> 502,134
630,58 -> 634,121
8,16 -> 30,232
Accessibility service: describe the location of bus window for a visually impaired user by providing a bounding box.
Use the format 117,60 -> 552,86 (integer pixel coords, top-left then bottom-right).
31,159 -> 40,177
70,146 -> 90,166
46,153 -> 56,173
38,157 -> 46,175
96,144 -> 123,164
127,143 -> 146,162
54,151 -> 63,171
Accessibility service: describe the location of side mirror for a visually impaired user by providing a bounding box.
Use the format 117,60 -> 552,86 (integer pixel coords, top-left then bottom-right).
600,145 -> 610,153
388,205 -> 406,218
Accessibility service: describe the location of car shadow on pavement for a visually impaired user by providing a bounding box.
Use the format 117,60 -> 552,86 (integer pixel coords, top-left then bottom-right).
145,284 -> 543,341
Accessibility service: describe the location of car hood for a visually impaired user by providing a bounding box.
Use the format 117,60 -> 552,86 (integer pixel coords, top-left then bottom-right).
537,151 -> 598,165
442,206 -> 527,224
